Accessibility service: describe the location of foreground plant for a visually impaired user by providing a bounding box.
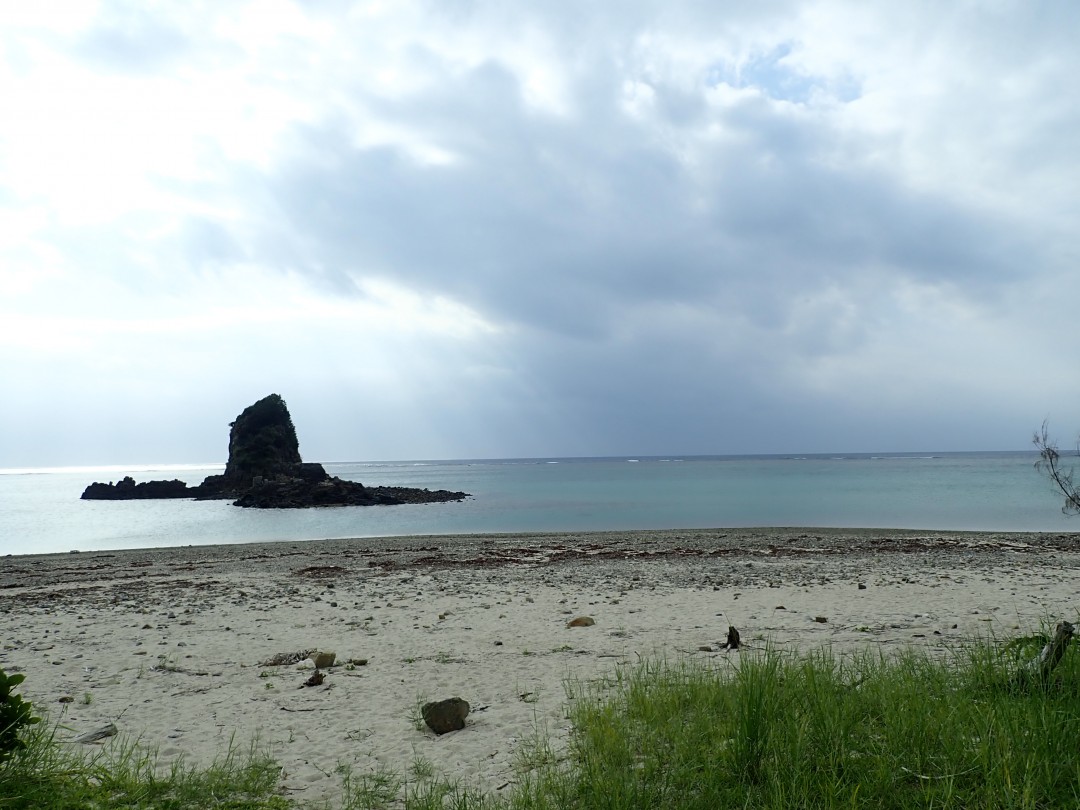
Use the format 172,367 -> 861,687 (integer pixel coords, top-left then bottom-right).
6,636 -> 1080,809
508,638 -> 1080,809
0,719 -> 289,810
0,667 -> 40,764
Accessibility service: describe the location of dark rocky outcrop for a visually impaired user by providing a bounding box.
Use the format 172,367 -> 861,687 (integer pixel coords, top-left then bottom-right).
196,394 -> 303,499
80,477 -> 191,500
81,394 -> 468,509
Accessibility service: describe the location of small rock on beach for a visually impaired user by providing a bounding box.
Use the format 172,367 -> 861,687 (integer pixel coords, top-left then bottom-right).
422,697 -> 471,734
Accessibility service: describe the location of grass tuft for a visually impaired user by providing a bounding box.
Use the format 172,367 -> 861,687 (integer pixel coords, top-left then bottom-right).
0,720 -> 288,809
507,636 -> 1080,809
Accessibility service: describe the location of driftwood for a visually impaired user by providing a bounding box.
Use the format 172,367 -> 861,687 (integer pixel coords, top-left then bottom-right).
72,723 -> 118,744
724,626 -> 741,650
1014,621 -> 1074,688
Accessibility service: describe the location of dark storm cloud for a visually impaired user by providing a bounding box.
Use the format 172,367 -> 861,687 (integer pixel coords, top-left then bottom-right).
251,53 -> 1034,352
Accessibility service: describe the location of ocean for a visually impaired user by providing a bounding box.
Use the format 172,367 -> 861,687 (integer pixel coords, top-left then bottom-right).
1,452 -> 1076,557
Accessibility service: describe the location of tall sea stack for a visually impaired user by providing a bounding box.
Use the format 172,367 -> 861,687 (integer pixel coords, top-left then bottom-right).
224,394 -> 302,486
81,394 -> 468,508
197,393 -> 315,498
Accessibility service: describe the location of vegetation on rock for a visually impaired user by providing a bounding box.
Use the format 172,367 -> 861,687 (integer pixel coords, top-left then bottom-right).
221,393 -> 302,487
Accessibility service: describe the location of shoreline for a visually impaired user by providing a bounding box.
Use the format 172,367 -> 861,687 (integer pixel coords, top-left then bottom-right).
6,524 -> 1080,572
3,527 -> 1080,804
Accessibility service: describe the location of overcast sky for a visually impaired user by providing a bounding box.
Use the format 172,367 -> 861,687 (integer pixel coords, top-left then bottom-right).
2,1 -> 1079,466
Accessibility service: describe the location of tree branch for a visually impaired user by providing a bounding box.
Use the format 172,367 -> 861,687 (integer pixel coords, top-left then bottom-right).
1033,421 -> 1080,516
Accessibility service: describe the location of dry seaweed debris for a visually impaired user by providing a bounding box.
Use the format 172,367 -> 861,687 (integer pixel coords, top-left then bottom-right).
259,649 -> 316,667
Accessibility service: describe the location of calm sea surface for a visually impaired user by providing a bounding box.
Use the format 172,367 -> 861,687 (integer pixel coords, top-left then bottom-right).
1,452 -> 1076,556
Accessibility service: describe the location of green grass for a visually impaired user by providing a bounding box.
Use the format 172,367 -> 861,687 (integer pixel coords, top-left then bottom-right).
0,721 -> 288,809
5,633 -> 1080,808
507,637 -> 1080,809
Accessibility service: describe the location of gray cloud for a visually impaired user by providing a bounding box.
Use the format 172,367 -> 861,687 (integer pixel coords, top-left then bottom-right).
2,1 -> 1079,465
254,54 -> 1035,349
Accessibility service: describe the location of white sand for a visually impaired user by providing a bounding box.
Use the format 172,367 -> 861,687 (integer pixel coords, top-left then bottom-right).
2,529 -> 1079,805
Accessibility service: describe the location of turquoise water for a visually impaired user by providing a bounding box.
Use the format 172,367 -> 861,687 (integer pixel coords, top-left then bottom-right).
0,452 -> 1075,556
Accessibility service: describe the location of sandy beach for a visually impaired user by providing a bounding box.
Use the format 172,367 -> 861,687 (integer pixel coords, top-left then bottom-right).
3,528 -> 1080,805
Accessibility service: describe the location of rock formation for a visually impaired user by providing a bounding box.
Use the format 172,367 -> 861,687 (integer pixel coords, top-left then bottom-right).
81,394 -> 468,509
80,477 -> 191,500
196,394 -> 303,499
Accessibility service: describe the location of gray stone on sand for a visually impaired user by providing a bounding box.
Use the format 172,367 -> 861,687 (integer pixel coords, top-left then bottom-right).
422,697 -> 470,734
